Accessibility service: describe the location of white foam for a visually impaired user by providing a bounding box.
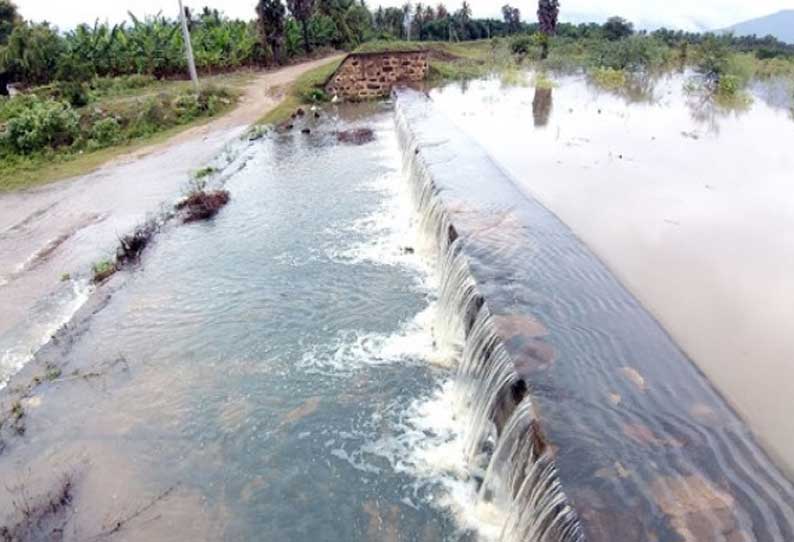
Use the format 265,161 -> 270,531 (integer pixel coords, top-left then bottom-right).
328,167 -> 437,290
0,279 -> 92,388
300,301 -> 456,374
363,380 -> 509,541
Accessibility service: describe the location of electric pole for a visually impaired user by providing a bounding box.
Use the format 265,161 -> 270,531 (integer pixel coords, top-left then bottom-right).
178,0 -> 199,91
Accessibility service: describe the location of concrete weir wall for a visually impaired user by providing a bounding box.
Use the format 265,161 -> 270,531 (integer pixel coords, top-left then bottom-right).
394,88 -> 794,542
325,51 -> 428,101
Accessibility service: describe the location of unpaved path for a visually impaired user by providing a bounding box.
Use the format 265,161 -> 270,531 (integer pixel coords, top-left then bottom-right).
0,56 -> 343,384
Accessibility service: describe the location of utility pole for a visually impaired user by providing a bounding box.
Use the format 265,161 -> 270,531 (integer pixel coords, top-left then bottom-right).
178,0 -> 199,91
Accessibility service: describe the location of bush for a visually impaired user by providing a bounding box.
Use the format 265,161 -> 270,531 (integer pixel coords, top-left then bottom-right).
591,36 -> 669,72
590,66 -> 627,90
129,94 -> 173,137
4,99 -> 79,154
511,35 -> 533,56
88,117 -> 121,149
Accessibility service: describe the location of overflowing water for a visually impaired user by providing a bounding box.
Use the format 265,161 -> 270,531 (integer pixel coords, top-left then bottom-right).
0,102 -> 582,541
2,73 -> 794,542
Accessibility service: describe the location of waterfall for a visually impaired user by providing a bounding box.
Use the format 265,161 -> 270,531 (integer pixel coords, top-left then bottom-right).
396,99 -> 585,542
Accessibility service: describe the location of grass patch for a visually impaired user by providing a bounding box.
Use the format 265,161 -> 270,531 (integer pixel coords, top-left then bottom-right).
0,72 -> 258,193
259,59 -> 343,126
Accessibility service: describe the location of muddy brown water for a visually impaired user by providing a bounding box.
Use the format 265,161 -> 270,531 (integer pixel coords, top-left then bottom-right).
1,70 -> 793,542
395,82 -> 794,541
428,71 -> 794,478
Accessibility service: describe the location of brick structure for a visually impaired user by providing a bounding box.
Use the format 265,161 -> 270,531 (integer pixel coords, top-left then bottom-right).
325,51 -> 429,101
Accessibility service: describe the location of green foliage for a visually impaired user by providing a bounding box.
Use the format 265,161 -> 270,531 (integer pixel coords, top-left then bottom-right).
510,35 -> 533,56
0,0 -> 19,45
92,259 -> 116,283
694,36 -> 731,84
88,117 -> 121,149
3,98 -> 79,154
0,22 -> 64,84
602,16 -> 634,41
194,166 -> 217,179
590,36 -> 669,72
589,66 -> 627,90
54,81 -> 90,107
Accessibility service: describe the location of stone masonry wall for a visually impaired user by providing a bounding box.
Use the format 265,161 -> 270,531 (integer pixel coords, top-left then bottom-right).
325,51 -> 429,101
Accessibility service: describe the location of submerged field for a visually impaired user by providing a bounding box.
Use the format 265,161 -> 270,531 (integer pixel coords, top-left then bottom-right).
429,69 -> 794,476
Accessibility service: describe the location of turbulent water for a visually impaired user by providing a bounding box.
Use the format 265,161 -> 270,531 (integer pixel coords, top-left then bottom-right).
2,75 -> 794,542
0,103 -> 564,541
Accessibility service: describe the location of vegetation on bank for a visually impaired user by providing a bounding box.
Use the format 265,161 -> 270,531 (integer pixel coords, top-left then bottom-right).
0,79 -> 239,191
259,57 -> 342,125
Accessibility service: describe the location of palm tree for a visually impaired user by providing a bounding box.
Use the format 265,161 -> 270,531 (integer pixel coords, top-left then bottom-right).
537,0 -> 560,59
257,0 -> 287,64
287,0 -> 316,53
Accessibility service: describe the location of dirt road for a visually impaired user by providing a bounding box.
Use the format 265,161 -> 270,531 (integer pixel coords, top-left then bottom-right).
0,56 -> 343,384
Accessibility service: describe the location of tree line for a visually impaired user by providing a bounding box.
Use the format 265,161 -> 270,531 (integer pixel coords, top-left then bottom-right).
1,0 -> 792,90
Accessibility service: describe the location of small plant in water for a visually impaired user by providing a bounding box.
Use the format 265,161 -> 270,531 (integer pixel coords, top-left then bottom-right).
92,259 -> 117,283
194,166 -> 217,180
533,72 -> 556,90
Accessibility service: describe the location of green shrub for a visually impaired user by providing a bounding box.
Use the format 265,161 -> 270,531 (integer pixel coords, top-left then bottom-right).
716,75 -> 741,96
511,35 -> 533,56
4,99 -> 79,154
591,36 -> 669,72
92,259 -> 116,283
29,80 -> 91,107
590,66 -> 628,90
302,87 -> 328,103
88,117 -> 122,149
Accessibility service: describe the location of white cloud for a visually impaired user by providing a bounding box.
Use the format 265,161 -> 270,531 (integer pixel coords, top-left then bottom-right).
15,0 -> 794,31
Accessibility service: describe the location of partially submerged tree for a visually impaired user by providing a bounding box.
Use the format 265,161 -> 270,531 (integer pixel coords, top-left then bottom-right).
286,0 -> 316,53
537,0 -> 559,59
603,16 -> 634,41
257,0 -> 287,64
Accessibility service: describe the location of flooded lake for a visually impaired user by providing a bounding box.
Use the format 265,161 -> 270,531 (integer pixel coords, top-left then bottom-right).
1,71 -> 793,542
429,71 -> 794,476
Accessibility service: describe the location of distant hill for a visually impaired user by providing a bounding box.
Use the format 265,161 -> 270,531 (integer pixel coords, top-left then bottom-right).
721,10 -> 794,43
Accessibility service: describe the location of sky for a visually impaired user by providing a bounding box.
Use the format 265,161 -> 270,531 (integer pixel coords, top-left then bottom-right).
15,0 -> 794,32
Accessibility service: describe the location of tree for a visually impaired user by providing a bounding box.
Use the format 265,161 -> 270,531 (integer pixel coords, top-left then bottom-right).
411,2 -> 425,38
602,16 -> 633,41
402,3 -> 412,39
436,4 -> 448,20
537,0 -> 559,59
454,1 -> 471,40
0,22 -> 64,84
287,0 -> 316,53
257,0 -> 287,64
501,4 -> 521,34
0,0 -> 19,44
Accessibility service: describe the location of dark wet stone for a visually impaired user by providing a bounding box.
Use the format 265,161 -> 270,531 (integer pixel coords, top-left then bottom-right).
336,128 -> 375,145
